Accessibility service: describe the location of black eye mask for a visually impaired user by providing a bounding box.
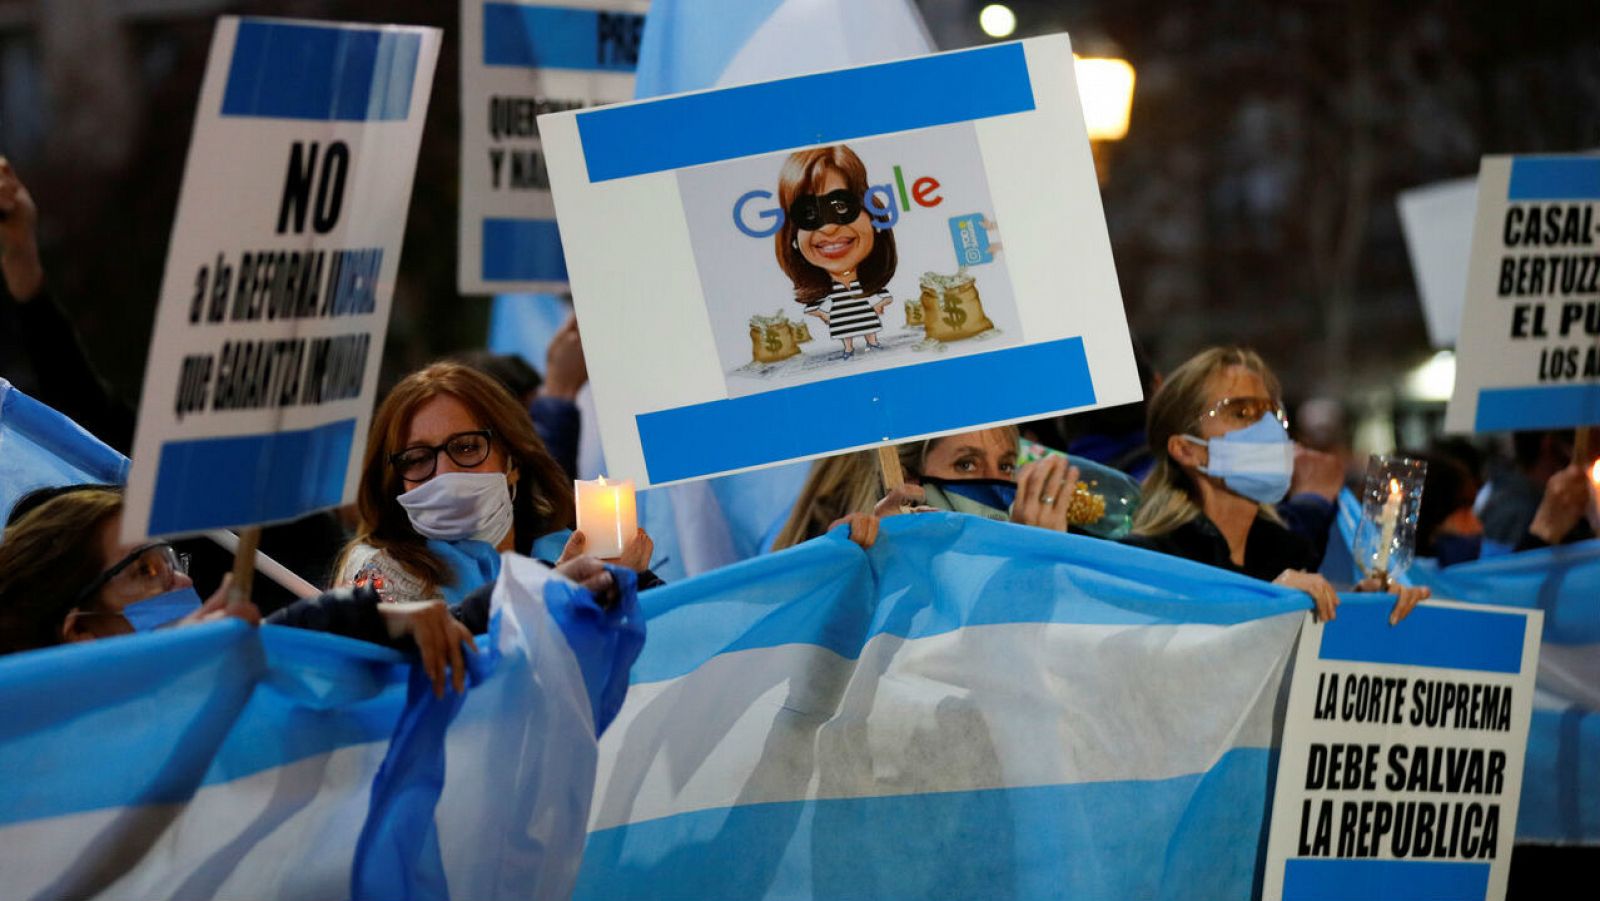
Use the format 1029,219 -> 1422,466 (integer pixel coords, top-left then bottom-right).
787,189 -> 862,231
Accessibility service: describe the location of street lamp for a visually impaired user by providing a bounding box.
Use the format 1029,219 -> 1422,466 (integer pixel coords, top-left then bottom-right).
1074,54 -> 1136,183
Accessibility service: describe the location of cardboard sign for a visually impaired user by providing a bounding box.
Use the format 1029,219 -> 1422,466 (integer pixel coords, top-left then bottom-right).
458,0 -> 648,295
123,17 -> 440,541
1262,601 -> 1541,901
1445,155 -> 1600,433
1397,177 -> 1477,350
540,36 -> 1141,487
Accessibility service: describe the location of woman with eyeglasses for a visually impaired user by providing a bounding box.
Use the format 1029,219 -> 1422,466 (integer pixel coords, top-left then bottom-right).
0,487 -> 257,655
334,362 -> 654,604
1126,346 -> 1430,624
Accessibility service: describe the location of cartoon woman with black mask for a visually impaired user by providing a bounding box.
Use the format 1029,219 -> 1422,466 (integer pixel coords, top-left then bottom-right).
774,145 -> 898,360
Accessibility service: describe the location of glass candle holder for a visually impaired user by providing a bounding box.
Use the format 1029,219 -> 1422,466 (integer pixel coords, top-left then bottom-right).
1351,454 -> 1428,584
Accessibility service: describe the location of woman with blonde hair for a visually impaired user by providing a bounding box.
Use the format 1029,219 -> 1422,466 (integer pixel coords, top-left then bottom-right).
1126,346 -> 1428,624
771,426 -> 1077,550
335,362 -> 653,602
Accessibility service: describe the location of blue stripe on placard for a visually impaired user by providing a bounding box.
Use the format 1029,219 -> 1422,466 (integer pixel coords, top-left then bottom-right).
1474,384 -> 1600,432
577,42 -> 1035,182
148,418 -> 355,535
1318,602 -> 1525,674
221,20 -> 420,121
482,3 -> 643,72
1282,859 -> 1490,901
636,337 -> 1094,484
1507,156 -> 1600,200
482,218 -> 568,282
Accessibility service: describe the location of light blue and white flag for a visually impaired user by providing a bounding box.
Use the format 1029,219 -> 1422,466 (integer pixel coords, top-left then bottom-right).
1326,488 -> 1600,845
0,378 -> 128,527
0,554 -> 643,900
577,513 -> 1324,899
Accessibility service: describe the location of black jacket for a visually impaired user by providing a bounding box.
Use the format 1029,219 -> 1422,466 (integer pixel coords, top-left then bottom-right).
1122,513 -> 1319,582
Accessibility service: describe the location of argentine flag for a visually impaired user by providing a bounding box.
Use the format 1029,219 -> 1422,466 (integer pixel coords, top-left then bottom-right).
0,378 -> 128,525
575,514 -> 1319,899
0,553 -> 644,900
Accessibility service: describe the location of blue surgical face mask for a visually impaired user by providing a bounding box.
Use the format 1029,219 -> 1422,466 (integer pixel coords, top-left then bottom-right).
121,586 -> 203,632
1183,413 -> 1294,505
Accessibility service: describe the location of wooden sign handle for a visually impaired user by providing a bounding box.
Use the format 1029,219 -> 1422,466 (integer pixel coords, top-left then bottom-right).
1575,427 -> 1593,467
877,445 -> 905,492
229,526 -> 261,603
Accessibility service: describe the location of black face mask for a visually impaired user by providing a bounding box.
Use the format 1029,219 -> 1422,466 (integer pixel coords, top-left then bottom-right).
787,189 -> 862,231
920,476 -> 1018,514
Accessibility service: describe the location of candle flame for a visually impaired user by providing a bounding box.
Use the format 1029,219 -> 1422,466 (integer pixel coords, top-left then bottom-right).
598,475 -> 607,486
1591,459 -> 1600,486
1388,477 -> 1401,497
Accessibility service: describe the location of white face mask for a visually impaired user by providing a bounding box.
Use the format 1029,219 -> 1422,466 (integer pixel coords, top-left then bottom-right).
396,471 -> 515,546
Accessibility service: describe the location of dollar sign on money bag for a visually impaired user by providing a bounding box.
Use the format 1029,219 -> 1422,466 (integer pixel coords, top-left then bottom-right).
941,296 -> 967,329
764,329 -> 782,353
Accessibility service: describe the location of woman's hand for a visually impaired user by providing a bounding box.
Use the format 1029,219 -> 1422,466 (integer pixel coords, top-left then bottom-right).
559,528 -> 655,573
554,553 -> 619,607
1528,464 -> 1593,545
178,574 -> 262,628
828,512 -> 880,549
380,600 -> 475,699
0,157 -> 44,302
1011,457 -> 1078,532
873,484 -> 933,518
541,315 -> 588,401
1354,577 -> 1432,626
806,308 -> 831,324
1275,569 -> 1340,622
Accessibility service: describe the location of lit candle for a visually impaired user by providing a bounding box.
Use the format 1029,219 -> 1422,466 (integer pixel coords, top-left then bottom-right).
574,476 -> 637,558
1374,477 -> 1402,572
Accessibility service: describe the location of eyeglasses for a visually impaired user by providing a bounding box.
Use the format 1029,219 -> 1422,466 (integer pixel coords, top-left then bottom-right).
788,189 -> 862,231
1201,396 -> 1288,430
389,429 -> 494,482
74,543 -> 191,606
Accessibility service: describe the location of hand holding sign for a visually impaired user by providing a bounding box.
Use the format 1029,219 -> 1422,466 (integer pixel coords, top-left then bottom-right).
0,157 -> 43,301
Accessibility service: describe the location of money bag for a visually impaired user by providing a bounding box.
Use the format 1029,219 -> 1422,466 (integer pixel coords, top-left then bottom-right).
749,310 -> 802,364
919,270 -> 994,342
904,298 -> 924,328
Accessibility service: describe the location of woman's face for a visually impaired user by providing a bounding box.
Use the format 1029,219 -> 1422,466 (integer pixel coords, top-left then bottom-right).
398,394 -> 512,491
65,512 -> 193,640
1196,366 -> 1275,441
795,168 -> 875,280
922,429 -> 1019,481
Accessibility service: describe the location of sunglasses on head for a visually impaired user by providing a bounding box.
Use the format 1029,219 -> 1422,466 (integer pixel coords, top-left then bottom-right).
787,189 -> 862,231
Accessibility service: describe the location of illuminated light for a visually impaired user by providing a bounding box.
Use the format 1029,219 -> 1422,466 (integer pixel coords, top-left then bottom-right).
1074,56 -> 1136,141
1403,350 -> 1456,403
979,4 -> 1017,39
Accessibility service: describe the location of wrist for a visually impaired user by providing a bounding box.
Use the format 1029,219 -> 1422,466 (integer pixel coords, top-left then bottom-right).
540,381 -> 582,401
2,242 -> 43,301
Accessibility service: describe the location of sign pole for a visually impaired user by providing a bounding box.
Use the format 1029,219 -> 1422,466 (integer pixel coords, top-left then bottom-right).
229,526 -> 261,603
1575,427 -> 1593,467
877,445 -> 905,492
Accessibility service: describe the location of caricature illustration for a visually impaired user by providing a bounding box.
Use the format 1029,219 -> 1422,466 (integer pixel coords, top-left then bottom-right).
774,146 -> 898,360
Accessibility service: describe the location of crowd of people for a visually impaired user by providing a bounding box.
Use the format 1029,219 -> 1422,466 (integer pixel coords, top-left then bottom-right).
3,153 -> 1598,696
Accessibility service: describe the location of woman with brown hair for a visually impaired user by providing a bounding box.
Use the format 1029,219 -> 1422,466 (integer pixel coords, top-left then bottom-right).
775,144 -> 898,360
1126,346 -> 1429,624
335,362 -> 652,602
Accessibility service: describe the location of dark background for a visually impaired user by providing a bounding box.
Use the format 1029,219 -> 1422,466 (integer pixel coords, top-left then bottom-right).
1,0 -> 1596,444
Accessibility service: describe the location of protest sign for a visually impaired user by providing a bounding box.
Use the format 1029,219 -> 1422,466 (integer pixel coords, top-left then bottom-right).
122,17 -> 440,542
539,35 -> 1141,487
1445,154 -> 1600,433
1262,601 -> 1542,901
1398,176 -> 1477,349
458,0 -> 648,294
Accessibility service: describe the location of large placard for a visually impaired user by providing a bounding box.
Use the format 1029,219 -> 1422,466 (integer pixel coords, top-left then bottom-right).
1445,154 -> 1600,433
458,0 -> 648,295
540,36 -> 1141,487
1262,601 -> 1541,901
123,17 -> 440,541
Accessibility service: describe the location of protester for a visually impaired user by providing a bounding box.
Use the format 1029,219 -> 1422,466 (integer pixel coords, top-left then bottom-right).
334,361 -> 656,601
1410,450 -> 1486,566
771,426 -> 1080,550
1025,338 -> 1162,482
454,313 -> 590,481
1125,346 -> 1429,623
1478,430 -> 1581,553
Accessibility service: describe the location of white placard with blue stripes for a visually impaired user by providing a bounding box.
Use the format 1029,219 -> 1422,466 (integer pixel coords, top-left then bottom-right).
122,17 -> 440,542
458,0 -> 648,295
1262,602 -> 1542,901
539,35 -> 1141,488
1445,154 -> 1600,433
